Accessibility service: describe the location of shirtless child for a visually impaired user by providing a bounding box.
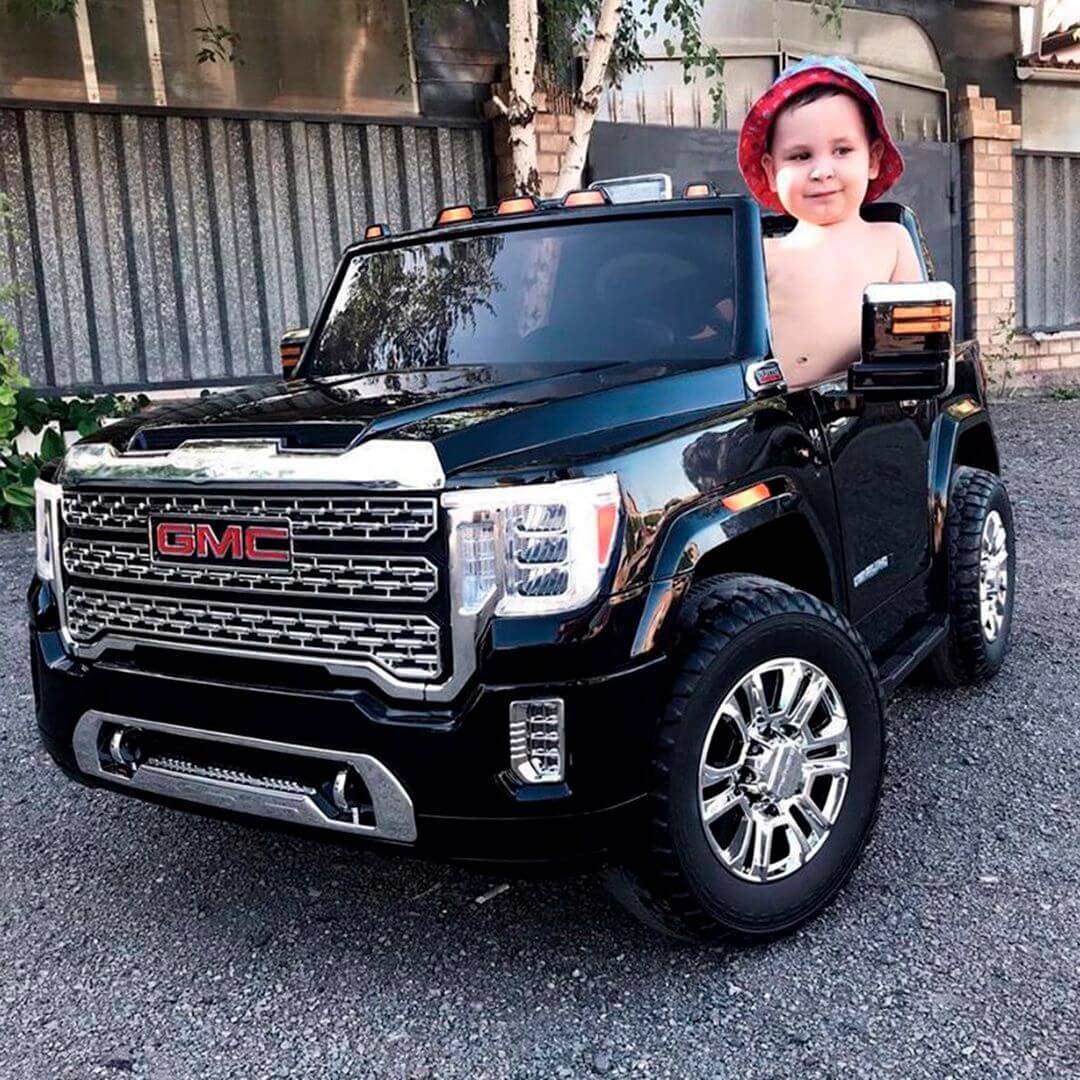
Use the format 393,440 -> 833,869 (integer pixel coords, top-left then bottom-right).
738,56 -> 923,389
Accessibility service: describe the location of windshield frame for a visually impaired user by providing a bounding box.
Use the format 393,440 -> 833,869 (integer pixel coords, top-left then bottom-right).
294,197 -> 769,381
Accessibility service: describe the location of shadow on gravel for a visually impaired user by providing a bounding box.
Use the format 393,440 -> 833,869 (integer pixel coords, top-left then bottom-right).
78,790 -> 685,960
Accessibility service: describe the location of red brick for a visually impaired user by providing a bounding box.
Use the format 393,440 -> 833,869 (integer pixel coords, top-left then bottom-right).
538,132 -> 569,154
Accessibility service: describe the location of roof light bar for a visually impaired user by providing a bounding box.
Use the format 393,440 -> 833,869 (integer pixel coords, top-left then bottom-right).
363,223 -> 389,240
497,196 -> 537,215
435,205 -> 474,225
683,182 -> 713,198
562,189 -> 609,207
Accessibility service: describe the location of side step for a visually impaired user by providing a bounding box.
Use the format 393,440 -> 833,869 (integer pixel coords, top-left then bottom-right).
72,710 -> 417,842
877,615 -> 949,700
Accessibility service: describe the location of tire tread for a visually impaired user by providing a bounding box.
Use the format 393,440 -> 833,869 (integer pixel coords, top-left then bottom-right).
612,574 -> 883,941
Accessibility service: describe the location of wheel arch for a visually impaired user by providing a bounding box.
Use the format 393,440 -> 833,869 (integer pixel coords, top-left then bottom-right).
929,411 -> 1001,557
954,419 -> 1000,476
629,504 -> 841,659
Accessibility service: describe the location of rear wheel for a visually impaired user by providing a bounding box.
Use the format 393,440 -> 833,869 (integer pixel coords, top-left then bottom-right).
929,467 -> 1015,686
608,576 -> 884,941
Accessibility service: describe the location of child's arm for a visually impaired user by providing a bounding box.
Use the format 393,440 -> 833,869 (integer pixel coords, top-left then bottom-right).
890,224 -> 925,283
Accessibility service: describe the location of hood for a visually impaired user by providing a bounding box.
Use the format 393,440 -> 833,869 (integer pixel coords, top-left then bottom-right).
80,361 -> 748,479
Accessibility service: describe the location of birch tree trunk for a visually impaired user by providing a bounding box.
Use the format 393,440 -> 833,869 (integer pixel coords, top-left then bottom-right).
555,0 -> 623,197
503,0 -> 540,194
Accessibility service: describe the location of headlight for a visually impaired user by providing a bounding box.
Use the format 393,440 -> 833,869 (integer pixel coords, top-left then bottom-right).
34,479 -> 62,582
444,475 -> 620,617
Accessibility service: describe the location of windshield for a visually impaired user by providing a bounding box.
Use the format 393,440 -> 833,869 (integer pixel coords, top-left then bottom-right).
307,213 -> 736,377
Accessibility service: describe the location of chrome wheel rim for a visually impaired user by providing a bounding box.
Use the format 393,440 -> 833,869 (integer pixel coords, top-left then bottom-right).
697,658 -> 851,883
979,510 -> 1009,644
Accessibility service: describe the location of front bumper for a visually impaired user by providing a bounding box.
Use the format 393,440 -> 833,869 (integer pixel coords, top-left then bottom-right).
30,581 -> 669,866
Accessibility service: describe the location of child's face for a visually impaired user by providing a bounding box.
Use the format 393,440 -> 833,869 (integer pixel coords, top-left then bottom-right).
761,92 -> 884,225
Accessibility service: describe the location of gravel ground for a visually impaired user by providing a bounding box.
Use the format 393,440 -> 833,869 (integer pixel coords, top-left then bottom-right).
2,398 -> 1079,1080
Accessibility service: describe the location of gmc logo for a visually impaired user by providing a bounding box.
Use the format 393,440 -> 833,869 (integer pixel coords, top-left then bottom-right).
149,516 -> 292,571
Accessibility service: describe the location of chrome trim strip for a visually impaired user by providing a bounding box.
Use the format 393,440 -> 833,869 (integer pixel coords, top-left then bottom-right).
61,539 -> 439,604
73,710 -> 418,843
58,438 -> 446,489
64,585 -> 442,679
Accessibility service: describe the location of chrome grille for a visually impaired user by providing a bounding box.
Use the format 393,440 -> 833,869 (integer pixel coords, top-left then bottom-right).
63,490 -> 437,542
59,485 -> 446,682
62,539 -> 438,603
65,586 -> 442,678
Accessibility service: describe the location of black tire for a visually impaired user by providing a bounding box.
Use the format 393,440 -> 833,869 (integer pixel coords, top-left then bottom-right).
929,467 -> 1015,686
608,575 -> 885,942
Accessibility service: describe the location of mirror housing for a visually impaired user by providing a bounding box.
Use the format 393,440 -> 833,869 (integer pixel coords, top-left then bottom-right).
280,327 -> 309,379
849,282 -> 955,400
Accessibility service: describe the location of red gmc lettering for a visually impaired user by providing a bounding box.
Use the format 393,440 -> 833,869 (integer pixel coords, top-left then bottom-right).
155,521 -> 195,557
244,525 -> 290,563
195,523 -> 243,559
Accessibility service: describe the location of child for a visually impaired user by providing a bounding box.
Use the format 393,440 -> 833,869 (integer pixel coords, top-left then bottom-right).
738,55 -> 924,390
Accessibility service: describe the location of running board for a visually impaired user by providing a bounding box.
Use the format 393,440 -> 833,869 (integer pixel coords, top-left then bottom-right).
73,710 -> 417,843
878,615 -> 949,699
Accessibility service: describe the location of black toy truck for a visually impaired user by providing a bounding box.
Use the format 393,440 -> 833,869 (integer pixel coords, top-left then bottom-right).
29,185 -> 1015,940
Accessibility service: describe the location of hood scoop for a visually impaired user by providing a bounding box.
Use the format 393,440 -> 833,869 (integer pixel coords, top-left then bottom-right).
126,422 -> 368,453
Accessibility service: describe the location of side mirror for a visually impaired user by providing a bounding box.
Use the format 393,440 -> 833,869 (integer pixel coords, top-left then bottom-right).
280,327 -> 309,379
849,282 -> 955,400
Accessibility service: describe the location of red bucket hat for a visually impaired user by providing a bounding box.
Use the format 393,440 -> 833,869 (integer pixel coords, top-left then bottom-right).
738,55 -> 904,214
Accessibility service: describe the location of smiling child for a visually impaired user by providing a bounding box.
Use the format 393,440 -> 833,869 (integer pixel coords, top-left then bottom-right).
739,56 -> 924,389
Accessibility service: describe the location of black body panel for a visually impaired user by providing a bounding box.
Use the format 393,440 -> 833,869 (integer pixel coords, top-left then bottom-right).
29,196 -> 1002,863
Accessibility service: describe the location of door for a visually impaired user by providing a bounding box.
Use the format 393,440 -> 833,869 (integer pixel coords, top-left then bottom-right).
812,386 -> 935,623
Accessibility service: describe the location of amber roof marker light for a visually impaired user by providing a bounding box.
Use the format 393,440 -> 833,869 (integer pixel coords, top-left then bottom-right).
683,182 -> 713,198
497,195 -> 538,215
363,223 -> 390,240
721,483 -> 771,513
435,205 -> 474,226
562,189 -> 609,207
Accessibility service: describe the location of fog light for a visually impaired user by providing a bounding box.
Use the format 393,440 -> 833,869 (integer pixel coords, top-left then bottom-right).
509,699 -> 565,784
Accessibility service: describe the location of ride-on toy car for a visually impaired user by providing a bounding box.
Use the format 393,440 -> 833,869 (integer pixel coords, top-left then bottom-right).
29,183 -> 1014,940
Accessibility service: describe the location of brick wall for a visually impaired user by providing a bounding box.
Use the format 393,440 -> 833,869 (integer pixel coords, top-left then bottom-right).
958,85 -> 1080,393
488,75 -> 575,199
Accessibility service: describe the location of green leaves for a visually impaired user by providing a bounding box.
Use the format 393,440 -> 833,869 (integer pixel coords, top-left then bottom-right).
2,482 -> 34,508
811,0 -> 845,39
0,447 -> 39,530
39,426 -> 65,463
194,1 -> 243,64
5,0 -> 77,18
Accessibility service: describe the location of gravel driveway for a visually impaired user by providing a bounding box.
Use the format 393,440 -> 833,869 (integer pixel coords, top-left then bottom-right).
2,398 -> 1078,1080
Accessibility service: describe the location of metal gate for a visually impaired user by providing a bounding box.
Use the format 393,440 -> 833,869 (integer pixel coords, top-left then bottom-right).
0,107 -> 489,391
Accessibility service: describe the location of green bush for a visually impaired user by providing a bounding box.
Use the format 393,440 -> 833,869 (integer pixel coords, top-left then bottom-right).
0,378 -> 151,531
1,189 -> 152,529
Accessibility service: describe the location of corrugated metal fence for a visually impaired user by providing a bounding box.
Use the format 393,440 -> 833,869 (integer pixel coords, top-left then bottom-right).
0,107 -> 490,390
1016,151 -> 1080,333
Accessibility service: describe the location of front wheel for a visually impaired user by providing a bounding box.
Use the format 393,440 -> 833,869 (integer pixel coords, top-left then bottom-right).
608,576 -> 885,941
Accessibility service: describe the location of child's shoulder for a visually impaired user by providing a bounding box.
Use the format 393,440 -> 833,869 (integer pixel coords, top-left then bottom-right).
866,219 -> 911,246
867,220 -> 923,281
